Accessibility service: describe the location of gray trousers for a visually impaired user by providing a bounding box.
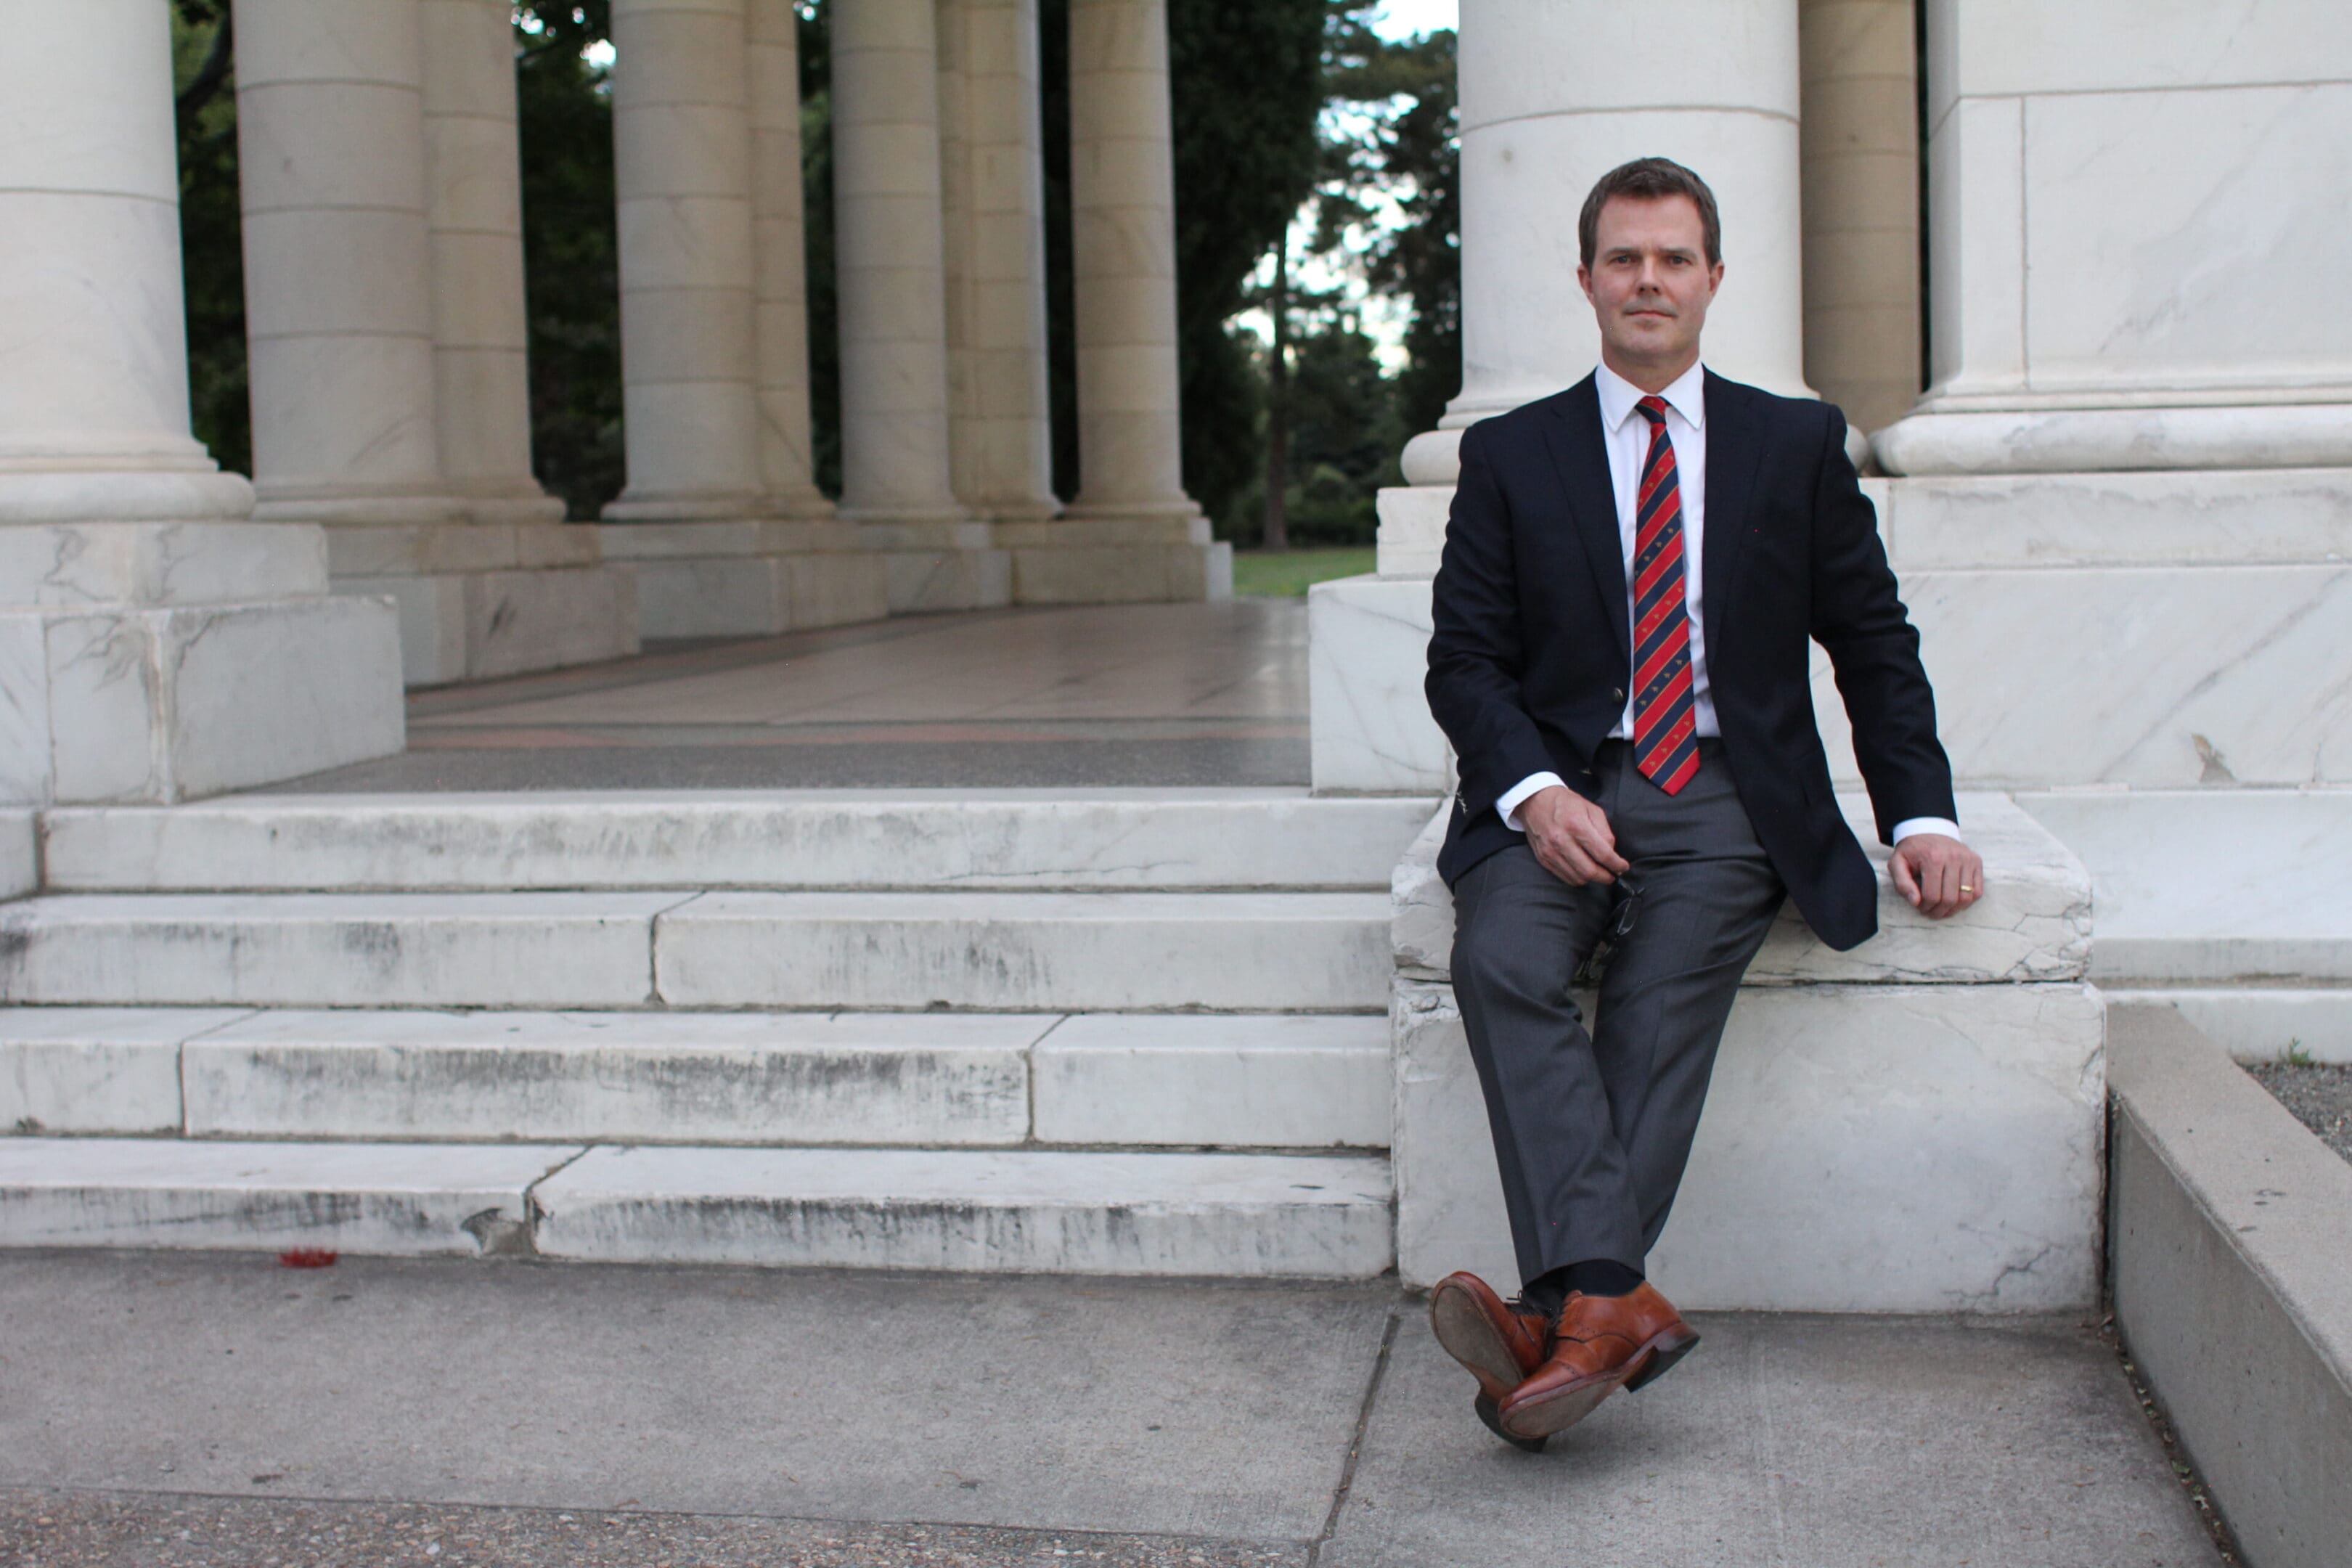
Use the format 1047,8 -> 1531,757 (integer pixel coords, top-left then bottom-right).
1449,740 -> 1786,1284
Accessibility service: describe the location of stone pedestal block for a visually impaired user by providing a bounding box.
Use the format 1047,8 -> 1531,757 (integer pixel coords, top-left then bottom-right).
0,592 -> 404,807
322,518 -> 637,685
596,519 -> 889,638
1389,794 -> 2105,1311
997,516 -> 1230,605
1309,573 -> 1446,794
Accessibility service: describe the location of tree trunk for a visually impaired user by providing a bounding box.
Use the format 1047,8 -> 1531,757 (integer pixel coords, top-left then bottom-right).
1262,222 -> 1291,552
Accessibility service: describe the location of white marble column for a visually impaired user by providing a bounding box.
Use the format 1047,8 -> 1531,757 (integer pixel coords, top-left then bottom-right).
936,0 -> 1058,525
418,0 -> 565,524
1,0 -> 403,804
1798,0 -> 1920,439
830,0 -> 963,526
603,0 -> 764,521
0,3 -> 249,524
746,0 -> 832,518
1320,0 -> 1811,792
1402,0 -> 1809,492
831,0 -> 1005,611
1063,0 -> 1197,526
1874,0 -> 2352,475
235,0 -> 462,524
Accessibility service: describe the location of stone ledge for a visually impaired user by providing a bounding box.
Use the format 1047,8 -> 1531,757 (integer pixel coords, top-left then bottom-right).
1389,788 -> 2105,1310
2107,1003 -> 2352,1568
1394,976 -> 2104,1309
1392,792 -> 2091,986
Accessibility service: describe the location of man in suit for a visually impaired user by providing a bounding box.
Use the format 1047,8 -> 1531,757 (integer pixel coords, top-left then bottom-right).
1422,157 -> 1985,1449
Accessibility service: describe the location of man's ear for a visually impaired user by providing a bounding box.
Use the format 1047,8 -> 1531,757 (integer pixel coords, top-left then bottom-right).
1705,261 -> 1725,298
1576,264 -> 1596,306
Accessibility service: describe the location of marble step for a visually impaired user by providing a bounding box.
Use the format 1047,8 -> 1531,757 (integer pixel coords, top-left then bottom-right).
0,1138 -> 1396,1278
0,890 -> 1391,1011
0,1138 -> 571,1257
38,789 -> 1437,894
528,1145 -> 1396,1277
0,1007 -> 1392,1148
2015,788 -> 2352,984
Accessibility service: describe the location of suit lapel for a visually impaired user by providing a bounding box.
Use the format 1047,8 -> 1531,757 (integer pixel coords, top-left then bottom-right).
1701,370 -> 1763,656
1536,375 -> 1633,671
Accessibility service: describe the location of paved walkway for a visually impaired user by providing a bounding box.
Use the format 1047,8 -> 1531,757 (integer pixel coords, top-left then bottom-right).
286,603 -> 1308,793
1,1251 -> 2221,1567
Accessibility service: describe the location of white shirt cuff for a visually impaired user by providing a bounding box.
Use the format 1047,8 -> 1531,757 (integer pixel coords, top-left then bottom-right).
1497,772 -> 1568,832
1891,817 -> 1962,845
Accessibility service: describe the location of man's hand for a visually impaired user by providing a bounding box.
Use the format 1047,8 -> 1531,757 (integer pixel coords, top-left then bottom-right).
1521,785 -> 1630,886
1889,833 -> 1983,920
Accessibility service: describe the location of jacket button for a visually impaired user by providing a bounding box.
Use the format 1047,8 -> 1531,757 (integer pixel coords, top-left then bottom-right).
1612,687 -> 1626,701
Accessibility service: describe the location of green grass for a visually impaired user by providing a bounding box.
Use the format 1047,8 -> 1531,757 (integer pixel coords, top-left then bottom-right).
1231,546 -> 1378,598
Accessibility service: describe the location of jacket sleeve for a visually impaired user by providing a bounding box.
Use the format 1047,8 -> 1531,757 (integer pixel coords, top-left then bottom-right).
1808,403 -> 1959,842
1425,421 -> 1559,818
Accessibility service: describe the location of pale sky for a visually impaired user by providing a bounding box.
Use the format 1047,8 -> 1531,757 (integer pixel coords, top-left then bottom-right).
1368,0 -> 1458,40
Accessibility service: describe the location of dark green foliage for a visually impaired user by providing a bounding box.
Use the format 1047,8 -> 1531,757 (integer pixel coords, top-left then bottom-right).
799,3 -> 842,497
515,3 -> 624,520
1164,0 -> 1326,532
1283,319 -> 1402,543
172,1 -> 247,476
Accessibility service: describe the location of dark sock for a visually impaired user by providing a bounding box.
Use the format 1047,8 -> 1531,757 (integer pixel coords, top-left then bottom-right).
1520,1257 -> 1644,1319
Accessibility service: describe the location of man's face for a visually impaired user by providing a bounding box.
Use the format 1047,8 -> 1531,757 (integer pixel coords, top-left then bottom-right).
1577,193 -> 1723,377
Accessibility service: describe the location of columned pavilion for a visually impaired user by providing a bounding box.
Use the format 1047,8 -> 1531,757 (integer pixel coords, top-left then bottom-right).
11,0 -> 2343,810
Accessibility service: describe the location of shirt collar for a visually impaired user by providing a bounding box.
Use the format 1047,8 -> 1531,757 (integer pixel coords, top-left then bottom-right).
1596,359 -> 1707,434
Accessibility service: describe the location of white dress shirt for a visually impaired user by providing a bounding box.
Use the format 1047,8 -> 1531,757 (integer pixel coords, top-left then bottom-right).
1495,360 -> 1961,847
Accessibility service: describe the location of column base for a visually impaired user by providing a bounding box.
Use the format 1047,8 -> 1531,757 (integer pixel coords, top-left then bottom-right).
251,491 -> 467,527
0,592 -> 404,807
324,520 -> 637,686
997,508 -> 1229,605
1874,398 -> 2352,475
838,514 -> 1011,613
0,469 -> 256,525
596,520 -> 891,639
597,491 -> 769,523
454,491 -> 570,528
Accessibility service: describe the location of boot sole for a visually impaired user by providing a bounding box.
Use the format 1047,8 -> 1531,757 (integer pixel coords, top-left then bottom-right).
1474,1393 -> 1549,1454
1623,1326 -> 1701,1392
1500,1325 -> 1701,1440
1429,1280 -> 1527,1400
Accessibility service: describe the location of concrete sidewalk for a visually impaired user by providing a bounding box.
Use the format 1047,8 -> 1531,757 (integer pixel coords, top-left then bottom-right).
0,1251 -> 2219,1566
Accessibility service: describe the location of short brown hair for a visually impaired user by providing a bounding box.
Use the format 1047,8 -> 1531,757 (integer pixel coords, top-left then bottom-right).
1578,158 -> 1722,268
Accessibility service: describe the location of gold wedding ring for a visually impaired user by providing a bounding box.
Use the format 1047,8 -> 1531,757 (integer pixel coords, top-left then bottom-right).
1959,883 -> 1975,892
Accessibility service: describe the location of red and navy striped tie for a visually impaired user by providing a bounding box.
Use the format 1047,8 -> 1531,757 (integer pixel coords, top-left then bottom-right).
1630,395 -> 1700,795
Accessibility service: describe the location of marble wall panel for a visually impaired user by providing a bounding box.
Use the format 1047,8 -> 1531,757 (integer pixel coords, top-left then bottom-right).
1816,563 -> 2352,788
2022,85 -> 2352,397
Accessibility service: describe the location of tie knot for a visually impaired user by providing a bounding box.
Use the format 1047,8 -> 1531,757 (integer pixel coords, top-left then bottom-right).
1636,395 -> 1669,427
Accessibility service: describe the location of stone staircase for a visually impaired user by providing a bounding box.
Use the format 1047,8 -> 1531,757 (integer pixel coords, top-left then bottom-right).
0,790 -> 1435,1277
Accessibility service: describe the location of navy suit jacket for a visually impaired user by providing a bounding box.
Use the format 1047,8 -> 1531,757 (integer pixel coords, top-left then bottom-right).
1424,369 -> 1956,952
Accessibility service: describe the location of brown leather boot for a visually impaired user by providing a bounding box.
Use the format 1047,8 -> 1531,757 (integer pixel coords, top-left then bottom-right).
1495,1282 -> 1699,1442
1428,1272 -> 1553,1453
